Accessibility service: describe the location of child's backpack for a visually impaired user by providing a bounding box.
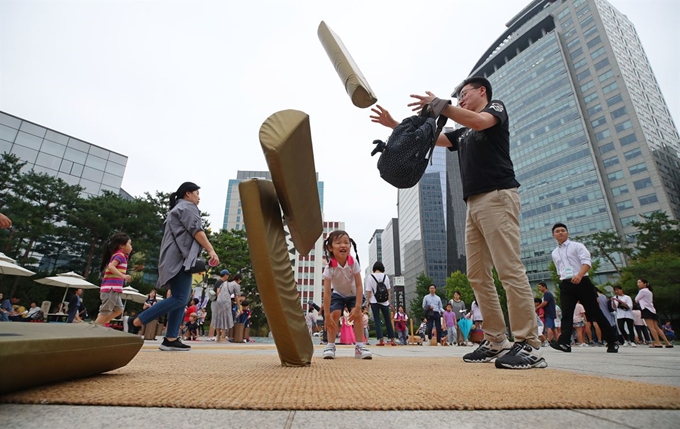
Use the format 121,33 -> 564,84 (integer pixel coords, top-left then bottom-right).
371,274 -> 389,303
371,100 -> 450,189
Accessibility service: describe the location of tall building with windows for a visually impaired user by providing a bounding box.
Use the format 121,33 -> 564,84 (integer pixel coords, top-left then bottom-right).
0,111 -> 128,197
223,170 -> 324,231
444,127 -> 468,276
398,147 -> 448,305
468,0 -> 680,284
366,229 -> 383,277
381,218 -> 401,277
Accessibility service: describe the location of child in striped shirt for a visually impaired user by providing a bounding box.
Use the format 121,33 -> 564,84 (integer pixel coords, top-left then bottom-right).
94,233 -> 132,326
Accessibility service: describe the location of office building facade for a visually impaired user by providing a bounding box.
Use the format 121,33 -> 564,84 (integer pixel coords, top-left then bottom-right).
0,111 -> 128,197
398,147 -> 448,306
467,0 -> 680,284
366,229 -> 383,278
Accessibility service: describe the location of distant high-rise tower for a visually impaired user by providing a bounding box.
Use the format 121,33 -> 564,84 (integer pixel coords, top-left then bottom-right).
398,147 -> 448,306
467,0 -> 679,284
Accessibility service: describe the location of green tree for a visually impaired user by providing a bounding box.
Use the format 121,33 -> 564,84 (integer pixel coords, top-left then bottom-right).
444,270 -> 474,306
631,212 -> 680,258
578,230 -> 631,273
209,229 -> 268,333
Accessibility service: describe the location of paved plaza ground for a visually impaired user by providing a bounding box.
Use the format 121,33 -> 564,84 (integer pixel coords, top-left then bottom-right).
3,338 -> 679,428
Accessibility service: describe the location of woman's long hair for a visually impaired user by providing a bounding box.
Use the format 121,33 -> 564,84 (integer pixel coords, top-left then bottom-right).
100,232 -> 130,275
639,278 -> 653,292
169,182 -> 200,209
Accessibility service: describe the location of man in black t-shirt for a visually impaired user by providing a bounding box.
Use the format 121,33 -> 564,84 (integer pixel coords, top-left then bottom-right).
371,77 -> 544,370
537,282 -> 557,343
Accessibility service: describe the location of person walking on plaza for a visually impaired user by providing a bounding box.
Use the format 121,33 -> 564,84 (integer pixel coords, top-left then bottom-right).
393,305 -> 409,345
67,289 -> 83,323
548,223 -> 618,353
536,282 -> 556,343
449,291 -> 468,345
635,278 -> 673,348
94,233 -> 133,326
443,303 -> 458,346
372,76 -> 544,369
422,285 -> 444,345
133,182 -> 219,351
365,261 -> 397,346
612,285 -> 636,347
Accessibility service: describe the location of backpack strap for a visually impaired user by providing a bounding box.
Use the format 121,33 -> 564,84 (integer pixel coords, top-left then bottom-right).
370,274 -> 378,293
421,100 -> 451,164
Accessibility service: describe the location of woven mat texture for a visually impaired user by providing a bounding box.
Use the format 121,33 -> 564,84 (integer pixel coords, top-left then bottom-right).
2,351 -> 679,410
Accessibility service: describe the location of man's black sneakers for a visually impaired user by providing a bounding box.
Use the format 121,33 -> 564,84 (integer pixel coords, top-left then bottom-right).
462,339 -> 512,363
607,342 -> 619,353
159,337 -> 191,351
495,341 -> 548,369
549,341 -> 572,353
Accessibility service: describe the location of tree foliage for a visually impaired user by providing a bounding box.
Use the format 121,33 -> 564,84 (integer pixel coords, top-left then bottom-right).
578,230 -> 631,273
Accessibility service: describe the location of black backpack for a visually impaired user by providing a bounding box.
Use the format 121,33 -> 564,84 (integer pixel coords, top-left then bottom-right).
371,101 -> 449,189
371,274 -> 389,303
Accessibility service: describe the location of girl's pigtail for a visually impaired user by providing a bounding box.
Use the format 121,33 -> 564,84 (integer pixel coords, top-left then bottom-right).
350,238 -> 360,266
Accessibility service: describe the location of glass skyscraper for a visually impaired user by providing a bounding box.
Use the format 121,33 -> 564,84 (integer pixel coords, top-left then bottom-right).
398,147 -> 448,304
0,111 -> 128,197
468,0 -> 680,284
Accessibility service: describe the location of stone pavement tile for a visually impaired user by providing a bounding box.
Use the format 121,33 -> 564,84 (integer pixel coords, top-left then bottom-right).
290,410 -> 638,429
577,409 -> 680,429
0,405 -> 291,429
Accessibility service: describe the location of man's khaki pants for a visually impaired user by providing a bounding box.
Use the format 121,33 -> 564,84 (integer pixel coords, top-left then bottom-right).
465,188 -> 539,348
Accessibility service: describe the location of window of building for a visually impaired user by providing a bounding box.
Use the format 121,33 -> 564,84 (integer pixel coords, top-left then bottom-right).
570,47 -> 583,60
562,17 -> 574,28
619,133 -> 637,146
598,70 -> 614,82
634,177 -> 653,190
606,93 -> 623,106
586,35 -> 601,49
591,46 -> 606,60
616,200 -> 633,211
620,215 -> 637,227
595,129 -> 611,141
584,92 -> 599,103
603,82 -> 619,94
580,80 -> 595,92
591,116 -> 607,128
558,8 -> 572,20
624,147 -> 642,160
611,184 -> 629,196
577,69 -> 591,81
588,104 -> 603,116
629,162 -> 647,175
615,120 -> 632,133
607,170 -> 624,181
638,194 -> 658,206
599,141 -> 615,153
573,57 -> 588,70
594,58 -> 610,71
580,15 -> 594,28
603,155 -> 619,168
610,106 -> 627,120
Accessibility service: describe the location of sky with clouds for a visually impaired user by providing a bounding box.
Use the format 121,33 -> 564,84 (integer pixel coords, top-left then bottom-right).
1,0 -> 678,254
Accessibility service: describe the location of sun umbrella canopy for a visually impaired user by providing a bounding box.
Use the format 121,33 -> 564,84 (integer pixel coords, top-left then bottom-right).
0,252 -> 16,263
120,286 -> 147,304
35,273 -> 99,305
0,260 -> 35,277
35,275 -> 98,289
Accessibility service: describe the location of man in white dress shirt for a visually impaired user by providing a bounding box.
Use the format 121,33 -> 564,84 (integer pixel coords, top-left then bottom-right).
548,223 -> 618,354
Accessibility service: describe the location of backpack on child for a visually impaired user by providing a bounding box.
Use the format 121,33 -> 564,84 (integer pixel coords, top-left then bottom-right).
371,274 -> 389,303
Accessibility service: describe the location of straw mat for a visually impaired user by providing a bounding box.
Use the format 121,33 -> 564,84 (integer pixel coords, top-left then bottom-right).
2,351 -> 679,410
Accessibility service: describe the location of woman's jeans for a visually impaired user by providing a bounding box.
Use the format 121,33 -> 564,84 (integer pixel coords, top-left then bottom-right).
447,326 -> 457,344
138,270 -> 192,339
370,303 -> 395,340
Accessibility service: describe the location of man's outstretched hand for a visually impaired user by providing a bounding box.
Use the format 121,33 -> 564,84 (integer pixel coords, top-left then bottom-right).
408,91 -> 437,113
370,105 -> 399,129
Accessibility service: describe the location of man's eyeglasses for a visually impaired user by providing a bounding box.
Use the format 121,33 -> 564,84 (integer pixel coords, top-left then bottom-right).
458,87 -> 480,100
